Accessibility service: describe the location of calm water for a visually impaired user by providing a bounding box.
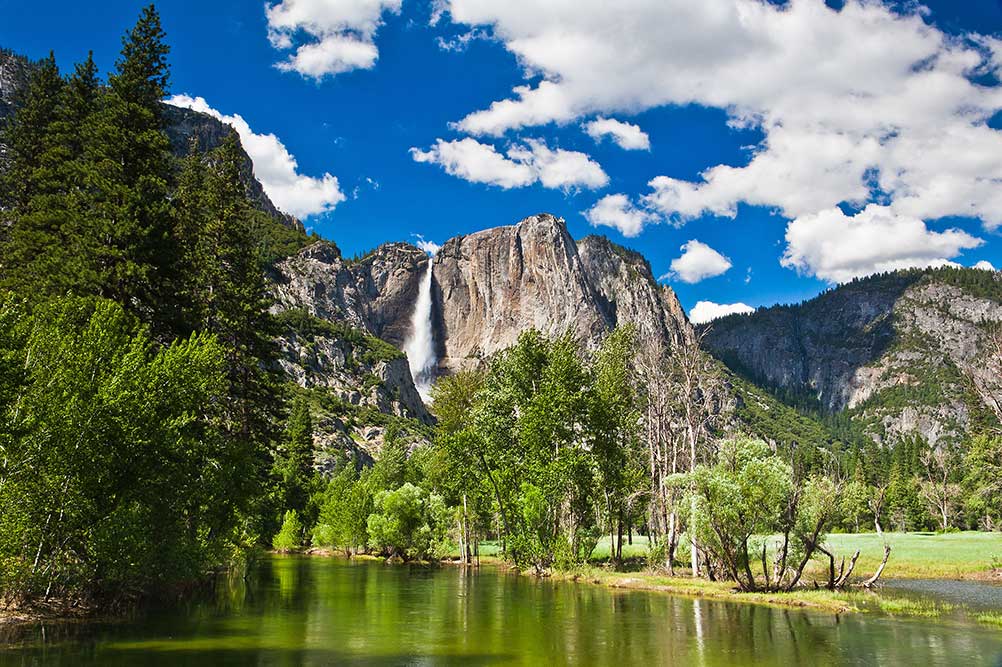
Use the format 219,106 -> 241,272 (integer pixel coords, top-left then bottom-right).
2,556 -> 1002,666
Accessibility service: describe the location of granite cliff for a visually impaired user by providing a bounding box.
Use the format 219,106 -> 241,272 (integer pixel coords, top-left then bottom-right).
267,213 -> 697,460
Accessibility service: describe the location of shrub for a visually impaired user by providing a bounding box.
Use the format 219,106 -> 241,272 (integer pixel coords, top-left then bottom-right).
272,510 -> 304,553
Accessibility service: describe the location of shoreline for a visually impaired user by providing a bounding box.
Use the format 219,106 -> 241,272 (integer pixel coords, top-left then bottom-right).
4,549 -> 999,629
297,549 -> 947,616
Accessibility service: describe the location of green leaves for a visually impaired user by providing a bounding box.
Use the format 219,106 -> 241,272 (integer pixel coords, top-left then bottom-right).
0,295 -> 240,601
366,483 -> 449,561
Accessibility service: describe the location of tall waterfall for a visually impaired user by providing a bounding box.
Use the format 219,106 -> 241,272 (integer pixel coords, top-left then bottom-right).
403,256 -> 437,402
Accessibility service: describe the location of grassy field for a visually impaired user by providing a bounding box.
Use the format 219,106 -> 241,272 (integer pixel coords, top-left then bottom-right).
820,531 -> 1002,579
467,532 -> 1002,579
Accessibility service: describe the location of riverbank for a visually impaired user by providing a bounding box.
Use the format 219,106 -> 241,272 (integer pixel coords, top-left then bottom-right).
0,598 -> 98,628
552,566 -> 863,614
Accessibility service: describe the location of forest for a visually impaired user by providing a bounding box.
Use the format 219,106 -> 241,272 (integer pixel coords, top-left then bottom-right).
2,5 -> 1001,613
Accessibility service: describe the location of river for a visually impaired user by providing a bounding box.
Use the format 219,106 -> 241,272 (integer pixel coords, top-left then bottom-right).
2,555 -> 1001,666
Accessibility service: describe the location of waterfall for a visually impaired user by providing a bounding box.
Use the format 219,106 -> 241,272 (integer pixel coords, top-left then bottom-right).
403,256 -> 437,402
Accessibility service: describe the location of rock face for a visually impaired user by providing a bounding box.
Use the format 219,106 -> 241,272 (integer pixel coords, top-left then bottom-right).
702,269 -> 1002,445
275,213 -> 692,383
268,214 -> 696,462
270,241 -> 433,426
163,104 -> 303,231
433,213 -> 691,372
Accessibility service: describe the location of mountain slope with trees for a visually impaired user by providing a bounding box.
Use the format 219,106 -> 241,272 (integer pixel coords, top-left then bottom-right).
702,267 -> 1002,446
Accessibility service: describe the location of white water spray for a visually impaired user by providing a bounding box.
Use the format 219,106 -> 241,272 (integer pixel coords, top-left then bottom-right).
403,255 -> 437,402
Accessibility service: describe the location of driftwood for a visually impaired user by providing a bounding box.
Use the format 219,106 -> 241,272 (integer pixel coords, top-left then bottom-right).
835,550 -> 861,588
862,545 -> 892,588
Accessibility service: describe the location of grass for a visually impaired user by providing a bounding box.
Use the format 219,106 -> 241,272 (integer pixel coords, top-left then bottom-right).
876,597 -> 955,618
562,531 -> 1002,580
819,532 -> 1002,579
436,532 -> 1002,619
975,612 -> 1002,628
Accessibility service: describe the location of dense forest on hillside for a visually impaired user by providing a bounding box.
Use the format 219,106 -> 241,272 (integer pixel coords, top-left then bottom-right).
2,5 -> 1001,612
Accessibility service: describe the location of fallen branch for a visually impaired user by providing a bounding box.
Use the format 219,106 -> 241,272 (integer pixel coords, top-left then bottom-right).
861,545 -> 891,589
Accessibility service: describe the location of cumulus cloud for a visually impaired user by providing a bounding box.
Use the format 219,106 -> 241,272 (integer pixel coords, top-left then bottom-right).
265,0 -> 402,79
412,234 -> 442,255
410,137 -> 607,190
167,94 -> 345,219
442,0 -> 1002,232
665,240 -> 733,283
583,193 -> 656,237
410,138 -> 535,188
584,117 -> 650,150
974,260 -> 997,271
781,204 -> 983,283
689,301 -> 755,325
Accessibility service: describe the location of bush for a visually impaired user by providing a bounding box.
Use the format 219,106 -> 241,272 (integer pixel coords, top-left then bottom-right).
366,483 -> 450,561
272,510 -> 304,552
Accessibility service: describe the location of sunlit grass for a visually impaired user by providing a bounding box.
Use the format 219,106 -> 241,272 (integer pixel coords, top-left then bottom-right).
877,597 -> 955,618
975,612 -> 1002,628
819,532 -> 1002,579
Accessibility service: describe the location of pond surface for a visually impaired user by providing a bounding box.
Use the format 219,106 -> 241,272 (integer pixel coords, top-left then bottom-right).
2,556 -> 1002,666
884,578 -> 1002,611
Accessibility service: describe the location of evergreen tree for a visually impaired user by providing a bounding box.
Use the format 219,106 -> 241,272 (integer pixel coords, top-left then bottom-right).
175,132 -> 283,538
2,53 -> 101,297
80,5 -> 179,333
0,52 -> 62,216
274,394 -> 317,523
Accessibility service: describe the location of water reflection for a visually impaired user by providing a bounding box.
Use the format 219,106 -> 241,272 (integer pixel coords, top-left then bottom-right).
2,556 -> 1002,666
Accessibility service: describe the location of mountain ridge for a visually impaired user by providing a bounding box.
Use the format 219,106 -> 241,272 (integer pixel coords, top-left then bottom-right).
702,266 -> 1002,445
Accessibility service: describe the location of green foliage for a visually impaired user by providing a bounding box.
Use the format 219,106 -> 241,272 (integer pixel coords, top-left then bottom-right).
312,467 -> 373,554
272,395 -> 321,528
0,295 -> 253,601
274,308 -> 404,365
272,510 -> 304,553
0,7 -> 290,605
366,483 -> 450,561
962,434 -> 1002,530
248,212 -> 318,266
687,437 -> 844,592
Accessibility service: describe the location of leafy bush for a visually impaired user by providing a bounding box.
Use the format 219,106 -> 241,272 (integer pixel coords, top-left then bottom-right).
366,483 -> 450,561
272,510 -> 304,553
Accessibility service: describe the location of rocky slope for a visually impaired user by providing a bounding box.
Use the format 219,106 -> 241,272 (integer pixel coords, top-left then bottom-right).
268,213 -> 696,460
432,213 -> 691,372
702,268 -> 1002,445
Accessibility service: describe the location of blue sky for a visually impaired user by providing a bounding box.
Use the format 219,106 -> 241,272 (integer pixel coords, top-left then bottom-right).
2,0 -> 1001,322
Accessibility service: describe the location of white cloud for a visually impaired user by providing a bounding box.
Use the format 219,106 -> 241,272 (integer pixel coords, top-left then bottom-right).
410,138 -> 535,188
582,193 -> 656,237
410,137 -> 607,191
265,0 -> 402,79
166,94 -> 346,219
666,239 -> 732,283
413,234 -> 442,255
584,117 -> 650,150
781,204 -> 983,283
443,0 -> 1002,230
974,260 -> 997,271
508,139 -> 609,190
689,301 -> 754,325
436,28 -> 488,52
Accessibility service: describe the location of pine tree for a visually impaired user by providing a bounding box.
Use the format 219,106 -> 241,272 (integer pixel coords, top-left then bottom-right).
81,5 -> 179,333
0,52 -> 62,216
177,132 -> 283,536
2,53 -> 101,297
274,394 -> 316,522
